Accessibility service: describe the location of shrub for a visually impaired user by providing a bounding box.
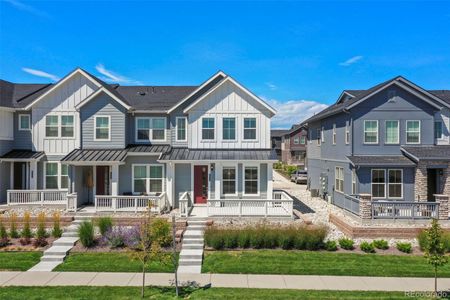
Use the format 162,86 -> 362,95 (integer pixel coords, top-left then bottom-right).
9,213 -> 19,238
237,230 -> 250,248
35,212 -> 47,239
285,165 -> 298,175
150,218 -> 171,247
97,217 -> 113,237
373,239 -> 389,250
273,162 -> 283,170
0,216 -> 9,247
324,240 -> 338,251
338,238 -> 354,250
418,230 -> 450,252
33,237 -> 48,247
396,242 -> 412,253
360,241 -> 375,253
20,211 -> 32,245
78,221 -> 95,248
249,226 -> 268,249
52,212 -> 63,238
123,226 -> 140,249
104,227 -> 126,248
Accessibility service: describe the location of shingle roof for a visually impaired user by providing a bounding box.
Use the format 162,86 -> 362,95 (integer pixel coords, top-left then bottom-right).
271,129 -> 289,137
347,155 -> 416,167
401,146 -> 450,162
0,149 -> 45,160
160,148 -> 277,161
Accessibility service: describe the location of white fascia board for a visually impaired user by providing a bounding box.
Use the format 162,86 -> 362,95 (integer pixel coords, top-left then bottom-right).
397,77 -> 450,109
75,87 -> 131,111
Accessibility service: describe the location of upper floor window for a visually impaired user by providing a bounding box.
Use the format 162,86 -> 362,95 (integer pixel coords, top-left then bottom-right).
45,115 -> 74,138
61,116 -> 74,138
345,123 -> 350,144
243,118 -> 256,140
406,120 -> 420,144
335,167 -> 344,193
136,117 -> 166,142
223,117 -> 236,140
244,165 -> 259,195
332,124 -> 336,145
222,166 -> 236,195
385,120 -> 399,144
95,116 -> 110,141
202,118 -> 215,140
300,136 -> 306,144
317,128 -> 321,145
364,120 -> 378,144
152,118 -> 165,140
293,136 -> 300,144
19,114 -> 30,131
176,117 -> 187,142
45,116 -> 59,137
435,121 -> 443,140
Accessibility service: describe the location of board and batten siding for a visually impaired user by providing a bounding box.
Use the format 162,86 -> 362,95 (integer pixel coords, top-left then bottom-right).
0,109 -> 14,141
32,72 -> 98,154
188,80 -> 271,149
80,93 -> 127,149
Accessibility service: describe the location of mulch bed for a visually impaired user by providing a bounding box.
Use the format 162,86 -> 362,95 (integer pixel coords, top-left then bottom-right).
0,237 -> 57,252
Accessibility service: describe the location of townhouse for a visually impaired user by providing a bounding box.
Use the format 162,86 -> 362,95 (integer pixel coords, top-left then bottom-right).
270,125 -> 307,166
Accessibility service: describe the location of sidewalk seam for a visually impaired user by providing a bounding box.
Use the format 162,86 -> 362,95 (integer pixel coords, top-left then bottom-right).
1,272 -> 22,287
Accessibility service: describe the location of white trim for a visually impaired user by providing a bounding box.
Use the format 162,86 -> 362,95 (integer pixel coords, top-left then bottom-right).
406,120 -> 421,144
222,117 -> 237,142
44,114 -> 76,139
94,115 -> 111,141
175,117 -> 188,142
221,163 -> 238,197
18,114 -> 31,131
242,163 -> 260,196
43,161 -> 69,190
131,163 -> 165,194
242,116 -> 258,141
321,126 -> 325,143
345,122 -> 350,144
135,116 -> 167,142
387,169 -> 403,199
363,120 -> 379,144
332,123 -> 336,145
336,91 -> 356,104
396,77 -> 450,108
201,116 -> 216,142
317,128 -> 321,146
384,120 -> 400,144
435,120 -> 444,140
334,166 -> 344,193
75,87 -> 131,111
183,76 -> 277,115
351,169 -> 357,195
371,169 -> 386,199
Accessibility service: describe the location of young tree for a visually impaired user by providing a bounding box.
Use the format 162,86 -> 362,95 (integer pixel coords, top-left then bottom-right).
424,218 -> 448,294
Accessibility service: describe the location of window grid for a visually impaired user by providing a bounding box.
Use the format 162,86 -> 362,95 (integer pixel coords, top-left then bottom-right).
202,118 -> 215,140
243,117 -> 257,140
223,117 -> 236,140
244,166 -> 258,195
95,116 -> 110,141
176,117 -> 187,141
406,120 -> 420,144
222,167 -> 236,195
335,167 -> 344,193
385,120 -> 399,144
364,120 -> 378,144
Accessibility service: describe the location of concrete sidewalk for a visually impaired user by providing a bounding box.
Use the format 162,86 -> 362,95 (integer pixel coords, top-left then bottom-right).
1,272 -> 450,291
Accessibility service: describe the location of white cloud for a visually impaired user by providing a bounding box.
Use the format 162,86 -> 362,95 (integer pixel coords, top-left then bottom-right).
4,0 -> 49,18
265,82 -> 277,91
22,67 -> 59,81
267,99 -> 328,129
339,55 -> 363,67
95,64 -> 142,84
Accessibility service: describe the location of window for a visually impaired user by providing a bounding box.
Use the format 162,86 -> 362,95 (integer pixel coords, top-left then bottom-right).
385,120 -> 399,144
61,115 -> 74,138
388,169 -> 402,198
406,120 -> 420,144
152,118 -> 165,140
136,117 -> 166,141
176,117 -> 187,141
345,123 -> 350,144
243,118 -> 256,140
45,162 -> 59,189
137,118 -> 150,140
223,118 -> 236,140
317,128 -> 321,145
60,164 -> 69,189
133,165 -> 164,194
300,136 -> 306,144
371,169 -> 386,198
335,167 -> 344,193
321,126 -> 325,143
19,114 -> 30,131
45,116 -> 59,137
202,118 -> 215,140
294,136 -> 300,144
435,121 -> 443,140
332,124 -> 336,145
364,120 -> 378,144
95,116 -> 110,140
244,166 -> 258,194
352,169 -> 357,195
222,167 -> 236,195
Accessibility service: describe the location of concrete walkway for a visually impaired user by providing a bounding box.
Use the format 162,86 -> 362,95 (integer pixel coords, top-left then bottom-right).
1,271 -> 450,291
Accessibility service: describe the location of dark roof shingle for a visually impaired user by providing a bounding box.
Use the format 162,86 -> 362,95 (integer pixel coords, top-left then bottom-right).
347,155 -> 416,167
401,146 -> 450,162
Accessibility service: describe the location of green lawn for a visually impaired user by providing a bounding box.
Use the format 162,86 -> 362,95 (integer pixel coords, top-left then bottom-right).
202,250 -> 450,278
54,252 -> 176,272
0,287 -> 422,300
0,251 -> 42,271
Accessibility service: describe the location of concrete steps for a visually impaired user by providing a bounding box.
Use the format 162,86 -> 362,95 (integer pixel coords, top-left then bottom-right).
177,218 -> 207,274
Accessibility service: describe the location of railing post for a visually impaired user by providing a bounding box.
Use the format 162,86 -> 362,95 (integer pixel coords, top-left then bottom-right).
412,203 -> 415,219
113,197 -> 117,213
264,201 -> 268,218
94,196 -> 98,211
239,200 -> 242,217
40,191 -> 44,206
359,194 -> 372,219
435,194 -> 449,220
135,197 -> 138,213
7,191 -> 10,206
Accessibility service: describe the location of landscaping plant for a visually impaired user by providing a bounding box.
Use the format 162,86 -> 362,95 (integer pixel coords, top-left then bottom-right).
338,238 -> 354,250
0,216 -> 9,247
20,211 -> 32,245
97,217 -> 113,236
373,239 -> 389,250
9,213 -> 19,238
423,219 -> 448,294
360,241 -> 375,253
33,212 -> 48,247
78,221 -> 95,248
52,212 -> 63,238
324,240 -> 338,251
150,218 -> 172,247
396,242 -> 412,254
419,229 -> 450,253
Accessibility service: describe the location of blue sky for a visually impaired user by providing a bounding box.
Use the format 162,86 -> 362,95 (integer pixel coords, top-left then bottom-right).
1,1 -> 449,128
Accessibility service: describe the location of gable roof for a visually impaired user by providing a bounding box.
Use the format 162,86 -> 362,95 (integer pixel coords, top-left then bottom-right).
271,129 -> 289,137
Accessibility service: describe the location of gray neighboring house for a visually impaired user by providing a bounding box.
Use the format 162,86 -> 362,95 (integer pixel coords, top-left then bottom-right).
0,68 -> 294,218
303,76 -> 450,220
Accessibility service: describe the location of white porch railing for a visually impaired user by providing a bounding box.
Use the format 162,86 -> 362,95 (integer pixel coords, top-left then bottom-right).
94,193 -> 168,213
207,191 -> 293,217
7,190 -> 68,206
179,192 -> 193,217
67,193 -> 78,212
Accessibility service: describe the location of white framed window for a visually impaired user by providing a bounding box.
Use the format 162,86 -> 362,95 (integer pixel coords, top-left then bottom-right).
345,123 -> 350,144
335,167 -> 344,193
151,118 -> 166,140
44,162 -> 69,190
95,116 -> 111,141
317,128 -> 321,146
364,120 -> 378,144
222,166 -> 237,195
176,117 -> 187,142
136,118 -> 150,141
135,117 -> 166,142
132,164 -> 164,194
385,120 -> 399,144
243,117 -> 257,140
351,169 -> 357,195
388,169 -> 403,199
406,120 -> 420,144
45,115 -> 75,138
201,117 -> 215,140
223,117 -> 236,140
435,121 -> 443,140
45,115 -> 59,137
60,164 -> 69,189
371,169 -> 386,199
332,124 -> 336,145
300,136 -> 306,144
61,115 -> 74,138
243,165 -> 259,195
321,126 -> 325,143
294,136 -> 300,144
18,114 -> 30,131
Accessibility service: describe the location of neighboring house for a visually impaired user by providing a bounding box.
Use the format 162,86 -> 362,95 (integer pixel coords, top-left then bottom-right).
281,124 -> 307,167
0,69 -> 293,218
270,129 -> 288,160
303,76 -> 450,219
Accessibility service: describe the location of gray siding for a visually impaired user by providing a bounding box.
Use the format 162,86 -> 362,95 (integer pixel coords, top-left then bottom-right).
169,107 -> 188,147
175,163 -> 191,208
13,112 -> 32,150
119,156 -> 165,195
0,140 -> 13,156
80,93 -> 127,149
0,140 -> 13,202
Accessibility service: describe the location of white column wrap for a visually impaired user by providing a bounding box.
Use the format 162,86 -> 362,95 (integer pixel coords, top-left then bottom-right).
111,165 -> 119,196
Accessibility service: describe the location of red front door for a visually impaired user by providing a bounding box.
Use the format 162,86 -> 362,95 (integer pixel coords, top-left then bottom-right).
194,165 -> 208,204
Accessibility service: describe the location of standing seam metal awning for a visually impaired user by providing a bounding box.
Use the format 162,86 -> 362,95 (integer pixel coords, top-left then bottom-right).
159,148 -> 278,161
0,150 -> 45,161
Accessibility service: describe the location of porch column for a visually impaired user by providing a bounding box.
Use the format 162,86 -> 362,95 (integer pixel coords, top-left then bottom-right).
29,161 -> 37,189
10,162 -> 13,189
111,164 -> 119,196
166,162 -> 174,207
267,163 -> 273,199
215,162 -> 222,199
435,194 -> 449,220
359,194 -> 372,219
414,162 -> 428,201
